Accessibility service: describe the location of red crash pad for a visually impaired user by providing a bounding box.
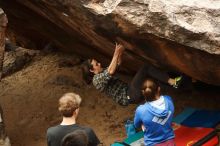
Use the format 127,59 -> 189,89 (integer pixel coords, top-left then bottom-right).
173,123 -> 218,146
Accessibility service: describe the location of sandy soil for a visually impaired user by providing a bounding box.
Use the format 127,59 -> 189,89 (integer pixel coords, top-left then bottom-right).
0,52 -> 219,146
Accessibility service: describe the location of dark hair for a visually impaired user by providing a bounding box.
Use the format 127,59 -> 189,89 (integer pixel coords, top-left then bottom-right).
81,59 -> 94,84
61,130 -> 88,146
142,78 -> 160,102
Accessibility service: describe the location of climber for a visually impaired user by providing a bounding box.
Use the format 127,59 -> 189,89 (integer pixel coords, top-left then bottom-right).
81,43 -> 183,106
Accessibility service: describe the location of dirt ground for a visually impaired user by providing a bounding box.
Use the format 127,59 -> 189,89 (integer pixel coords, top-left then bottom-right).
0,51 -> 219,146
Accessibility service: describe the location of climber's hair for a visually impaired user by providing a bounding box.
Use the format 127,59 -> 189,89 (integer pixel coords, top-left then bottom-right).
142,77 -> 160,102
81,59 -> 94,84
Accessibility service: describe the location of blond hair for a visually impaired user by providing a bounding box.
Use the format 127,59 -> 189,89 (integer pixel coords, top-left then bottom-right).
58,93 -> 82,117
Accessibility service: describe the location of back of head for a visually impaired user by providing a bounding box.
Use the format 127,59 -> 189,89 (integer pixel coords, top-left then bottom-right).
81,59 -> 94,84
142,78 -> 160,102
61,130 -> 88,146
59,93 -> 82,117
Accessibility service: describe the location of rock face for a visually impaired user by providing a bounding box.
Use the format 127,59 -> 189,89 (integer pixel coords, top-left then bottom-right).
0,10 -> 7,79
88,0 -> 220,54
0,0 -> 220,85
2,47 -> 38,78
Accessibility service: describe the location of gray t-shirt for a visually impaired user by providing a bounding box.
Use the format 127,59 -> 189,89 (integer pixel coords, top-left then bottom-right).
47,124 -> 100,146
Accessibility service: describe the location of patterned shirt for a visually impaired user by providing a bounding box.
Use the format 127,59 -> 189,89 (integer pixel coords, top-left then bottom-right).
92,68 -> 129,106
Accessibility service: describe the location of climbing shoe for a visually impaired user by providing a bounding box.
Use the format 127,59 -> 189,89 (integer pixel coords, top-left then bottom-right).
173,76 -> 183,88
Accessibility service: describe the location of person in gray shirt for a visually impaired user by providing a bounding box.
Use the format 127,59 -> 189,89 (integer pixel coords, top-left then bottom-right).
46,93 -> 100,146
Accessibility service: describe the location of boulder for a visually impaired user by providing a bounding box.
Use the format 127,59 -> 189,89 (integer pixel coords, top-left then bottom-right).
0,0 -> 220,85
